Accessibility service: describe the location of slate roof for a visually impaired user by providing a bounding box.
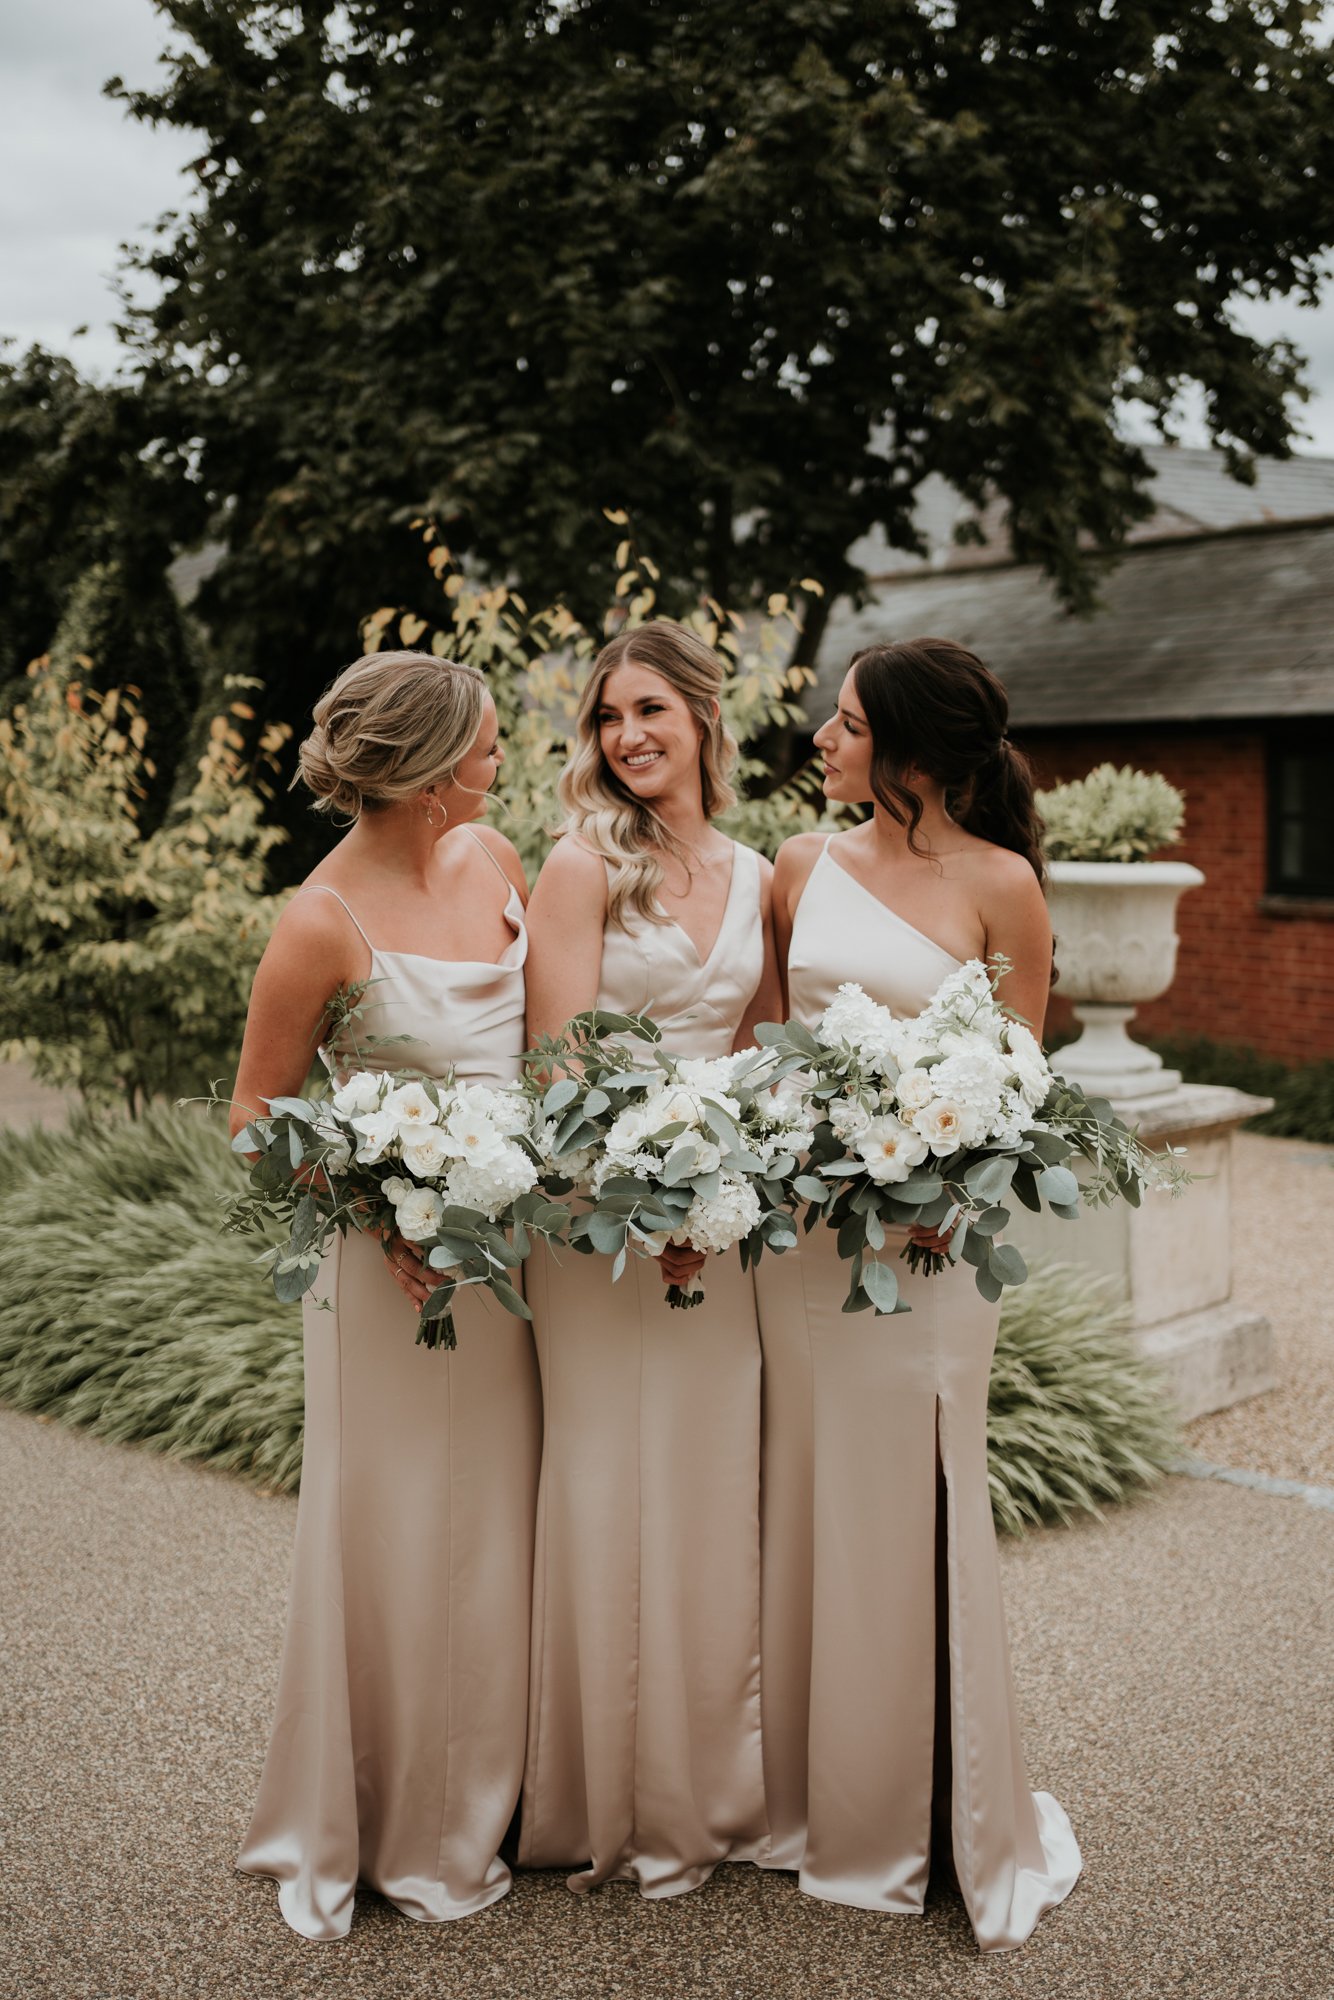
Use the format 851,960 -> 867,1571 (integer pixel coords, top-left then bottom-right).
846,445 -> 1334,580
815,515 -> 1334,728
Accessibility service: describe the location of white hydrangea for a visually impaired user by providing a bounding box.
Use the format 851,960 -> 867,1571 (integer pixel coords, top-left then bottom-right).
819,984 -> 901,1077
444,1149 -> 537,1220
682,1173 -> 763,1254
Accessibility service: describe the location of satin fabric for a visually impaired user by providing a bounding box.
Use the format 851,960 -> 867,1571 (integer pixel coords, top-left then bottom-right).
518,841 -> 771,1894
237,841 -> 541,1939
755,839 -> 1081,1950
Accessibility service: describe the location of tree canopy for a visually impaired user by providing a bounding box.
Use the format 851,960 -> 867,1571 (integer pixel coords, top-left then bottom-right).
46,0 -> 1334,729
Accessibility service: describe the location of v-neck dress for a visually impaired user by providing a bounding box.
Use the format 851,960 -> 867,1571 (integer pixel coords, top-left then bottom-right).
237,839 -> 541,1939
754,839 -> 1081,1950
517,840 -> 771,1895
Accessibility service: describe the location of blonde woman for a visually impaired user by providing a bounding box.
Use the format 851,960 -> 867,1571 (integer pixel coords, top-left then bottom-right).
516,621 -> 781,1896
231,652 -> 540,1939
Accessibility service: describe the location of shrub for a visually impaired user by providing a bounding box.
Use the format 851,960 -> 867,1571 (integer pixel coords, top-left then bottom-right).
1038,762 -> 1186,863
0,1112 -> 1175,1531
1145,1034 -> 1334,1145
0,659 -> 291,1114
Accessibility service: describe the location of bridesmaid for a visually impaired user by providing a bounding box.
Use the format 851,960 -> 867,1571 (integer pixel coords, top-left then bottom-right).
231,650 -> 540,1938
757,638 -> 1082,1951
516,620 -> 781,1896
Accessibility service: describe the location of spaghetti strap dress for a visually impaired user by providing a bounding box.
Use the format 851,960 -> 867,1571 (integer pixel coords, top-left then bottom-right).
517,840 -> 771,1896
237,833 -> 541,1939
754,837 -> 1081,1951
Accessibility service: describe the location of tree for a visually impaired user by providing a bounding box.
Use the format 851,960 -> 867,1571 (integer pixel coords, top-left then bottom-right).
0,346 -> 199,702
108,0 -> 1334,736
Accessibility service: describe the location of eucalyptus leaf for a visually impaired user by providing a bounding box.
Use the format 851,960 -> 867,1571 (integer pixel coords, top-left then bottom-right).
862,1260 -> 899,1315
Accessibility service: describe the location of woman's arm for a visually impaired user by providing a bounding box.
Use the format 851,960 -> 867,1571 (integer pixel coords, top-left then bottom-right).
523,836 -> 609,1048
770,833 -> 824,1017
229,895 -> 364,1145
980,853 -> 1054,1042
735,854 -> 783,1049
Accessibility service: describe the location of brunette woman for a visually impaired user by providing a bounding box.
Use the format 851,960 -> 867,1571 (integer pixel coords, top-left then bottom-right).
756,638 -> 1081,1951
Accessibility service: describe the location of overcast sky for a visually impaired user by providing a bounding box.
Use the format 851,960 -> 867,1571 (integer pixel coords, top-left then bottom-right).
4,0 -> 1334,456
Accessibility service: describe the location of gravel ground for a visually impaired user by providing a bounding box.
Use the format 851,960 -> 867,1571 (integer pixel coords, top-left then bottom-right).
3,1405 -> 1332,2000
1186,1133 -> 1334,1486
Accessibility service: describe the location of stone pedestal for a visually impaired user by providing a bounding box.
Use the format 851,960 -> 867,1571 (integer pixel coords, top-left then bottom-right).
1007,1082 -> 1277,1422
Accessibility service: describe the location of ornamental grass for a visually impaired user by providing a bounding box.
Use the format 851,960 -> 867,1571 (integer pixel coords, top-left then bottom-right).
0,1110 -> 1175,1530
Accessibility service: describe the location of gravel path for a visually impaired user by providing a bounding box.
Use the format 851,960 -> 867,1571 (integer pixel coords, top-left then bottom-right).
3,1404 -> 1332,2000
1186,1133 -> 1334,1486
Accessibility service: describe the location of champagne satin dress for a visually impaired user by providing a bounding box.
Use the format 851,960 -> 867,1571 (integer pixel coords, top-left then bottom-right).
517,840 -> 771,1896
755,838 -> 1081,1951
238,835 -> 541,1940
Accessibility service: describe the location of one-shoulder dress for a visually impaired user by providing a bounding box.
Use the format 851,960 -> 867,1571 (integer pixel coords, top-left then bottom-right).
517,840 -> 771,1895
754,836 -> 1081,1951
238,835 -> 541,1939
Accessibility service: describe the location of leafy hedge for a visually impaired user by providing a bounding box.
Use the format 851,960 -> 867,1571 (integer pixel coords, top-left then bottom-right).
1146,1036 -> 1334,1146
0,1110 -> 1175,1533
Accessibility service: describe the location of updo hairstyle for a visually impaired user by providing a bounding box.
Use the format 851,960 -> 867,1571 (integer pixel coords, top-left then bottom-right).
850,638 -> 1046,886
295,650 -> 487,819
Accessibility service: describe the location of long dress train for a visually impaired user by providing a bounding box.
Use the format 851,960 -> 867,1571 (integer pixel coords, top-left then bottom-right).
755,837 -> 1081,1951
517,840 -> 771,1895
237,839 -> 541,1938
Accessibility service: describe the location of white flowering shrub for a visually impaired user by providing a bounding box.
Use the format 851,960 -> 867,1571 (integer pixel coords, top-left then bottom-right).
1038,763 -> 1185,863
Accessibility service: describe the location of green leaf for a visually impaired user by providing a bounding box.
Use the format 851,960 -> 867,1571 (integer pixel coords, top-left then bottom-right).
988,1242 -> 1028,1287
586,1210 -> 627,1255
969,1204 -> 1008,1238
1036,1164 -> 1080,1206
965,1155 -> 1017,1204
862,1260 -> 898,1314
489,1276 -> 531,1320
543,1078 -> 579,1116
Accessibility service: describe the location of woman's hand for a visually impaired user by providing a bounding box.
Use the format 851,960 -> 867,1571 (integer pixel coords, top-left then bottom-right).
908,1220 -> 956,1257
383,1232 -> 436,1310
658,1242 -> 707,1288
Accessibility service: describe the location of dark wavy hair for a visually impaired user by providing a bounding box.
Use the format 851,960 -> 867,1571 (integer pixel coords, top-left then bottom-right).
849,637 -> 1046,887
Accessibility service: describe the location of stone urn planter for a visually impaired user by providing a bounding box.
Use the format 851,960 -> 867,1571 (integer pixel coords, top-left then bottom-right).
1047,859 -> 1204,1104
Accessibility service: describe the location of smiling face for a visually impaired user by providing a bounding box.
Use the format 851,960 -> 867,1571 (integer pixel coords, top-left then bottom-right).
595,660 -> 707,806
434,691 -> 503,825
813,668 -> 876,805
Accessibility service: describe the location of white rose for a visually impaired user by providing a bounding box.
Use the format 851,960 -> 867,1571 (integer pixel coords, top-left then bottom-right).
894,1067 -> 935,1114
332,1070 -> 385,1117
912,1098 -> 981,1156
829,1096 -> 873,1142
381,1175 -> 415,1203
385,1079 -> 440,1131
855,1114 -> 930,1183
660,1088 -> 705,1131
393,1186 -> 445,1242
400,1128 -> 454,1180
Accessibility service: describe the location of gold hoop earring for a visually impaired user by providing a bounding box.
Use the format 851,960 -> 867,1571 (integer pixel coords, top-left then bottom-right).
424,794 -> 447,829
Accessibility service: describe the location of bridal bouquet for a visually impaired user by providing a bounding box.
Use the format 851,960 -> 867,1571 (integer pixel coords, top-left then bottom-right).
227,1067 -> 569,1349
756,961 -> 1185,1317
528,1011 -> 809,1306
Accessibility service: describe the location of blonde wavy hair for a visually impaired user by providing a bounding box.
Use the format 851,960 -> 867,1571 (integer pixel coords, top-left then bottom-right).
559,621 -> 738,928
295,650 -> 487,819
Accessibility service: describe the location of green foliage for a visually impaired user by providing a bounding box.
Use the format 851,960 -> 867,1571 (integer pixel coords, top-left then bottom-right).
1145,1035 -> 1334,1145
0,344 -> 199,699
0,659 -> 291,1114
988,1259 -> 1178,1537
105,0 -> 1334,746
357,527 -> 835,877
0,1109 -> 303,1493
45,559 -> 201,818
0,1113 -> 1175,1530
1039,763 -> 1186,863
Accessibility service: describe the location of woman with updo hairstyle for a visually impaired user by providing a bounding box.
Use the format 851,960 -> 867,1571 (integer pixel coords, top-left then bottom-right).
231,650 -> 541,1938
514,619 -> 782,1897
755,637 -> 1081,1949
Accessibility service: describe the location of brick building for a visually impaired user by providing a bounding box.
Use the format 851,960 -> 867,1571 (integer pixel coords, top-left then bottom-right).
814,451 -> 1334,1065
